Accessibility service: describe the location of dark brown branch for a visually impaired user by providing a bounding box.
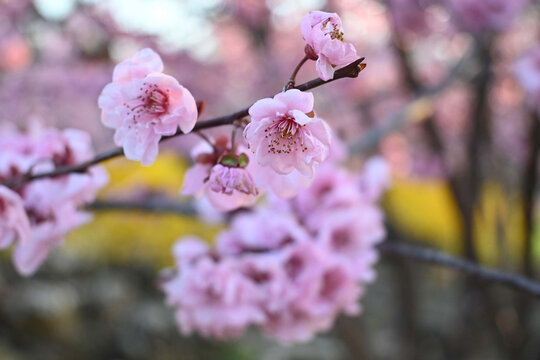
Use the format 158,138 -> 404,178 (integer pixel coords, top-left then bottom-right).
86,199 -> 196,216
283,55 -> 309,91
378,242 -> 540,299
522,111 -> 540,278
85,197 -> 540,299
3,58 -> 366,189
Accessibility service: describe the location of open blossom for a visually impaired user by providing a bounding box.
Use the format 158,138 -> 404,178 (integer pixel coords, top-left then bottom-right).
301,11 -> 360,81
515,47 -> 540,108
182,137 -> 259,211
244,89 -> 331,178
446,0 -> 528,33
0,186 -> 31,250
99,48 -> 198,165
0,125 -> 107,276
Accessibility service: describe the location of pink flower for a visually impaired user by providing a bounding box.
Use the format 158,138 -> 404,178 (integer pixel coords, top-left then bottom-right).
0,125 -> 107,276
13,205 -> 91,276
249,160 -> 314,199
287,163 -> 360,220
216,209 -> 310,255
515,47 -> 540,107
301,11 -> 360,81
172,236 -> 210,266
181,139 -> 260,211
162,237 -> 266,340
261,242 -> 360,343
316,208 -> 384,283
0,185 -> 31,250
99,48 -> 198,165
208,164 -> 258,197
446,0 -> 528,33
244,89 -> 331,177
359,156 -> 391,202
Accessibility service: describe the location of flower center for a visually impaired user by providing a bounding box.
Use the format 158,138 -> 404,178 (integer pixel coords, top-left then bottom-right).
125,83 -> 170,123
145,88 -> 169,114
321,20 -> 344,41
264,114 -> 308,155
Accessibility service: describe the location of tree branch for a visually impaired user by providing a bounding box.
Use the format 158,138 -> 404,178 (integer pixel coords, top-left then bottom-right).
378,242 -> 540,298
2,58 -> 366,189
86,197 -> 540,299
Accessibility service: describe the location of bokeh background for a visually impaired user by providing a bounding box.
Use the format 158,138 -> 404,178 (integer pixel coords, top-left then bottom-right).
1,0 -> 540,359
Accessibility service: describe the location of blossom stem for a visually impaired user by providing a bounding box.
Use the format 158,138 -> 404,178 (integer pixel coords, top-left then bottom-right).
194,131 -> 216,151
2,58 -> 366,188
283,55 -> 309,91
230,127 -> 237,151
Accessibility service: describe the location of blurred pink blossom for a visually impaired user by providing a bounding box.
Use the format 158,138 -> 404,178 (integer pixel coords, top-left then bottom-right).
0,125 -> 107,275
98,48 -> 198,165
0,185 -> 31,250
161,237 -> 266,340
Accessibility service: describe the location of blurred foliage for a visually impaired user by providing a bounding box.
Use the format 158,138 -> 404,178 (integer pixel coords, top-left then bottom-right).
65,152 -> 221,268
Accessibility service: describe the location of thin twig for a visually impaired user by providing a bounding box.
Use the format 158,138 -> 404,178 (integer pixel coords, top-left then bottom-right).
378,242 -> 540,298
85,197 -> 540,298
86,199 -> 197,216
283,55 -> 309,91
2,58 -> 366,189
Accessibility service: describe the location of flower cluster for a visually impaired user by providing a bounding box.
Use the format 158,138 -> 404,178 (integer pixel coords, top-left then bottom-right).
101,11 -> 361,213
162,156 -> 389,343
99,48 -> 198,165
0,124 -> 107,275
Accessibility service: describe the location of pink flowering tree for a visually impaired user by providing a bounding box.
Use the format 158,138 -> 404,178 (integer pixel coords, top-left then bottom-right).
2,1 -> 540,358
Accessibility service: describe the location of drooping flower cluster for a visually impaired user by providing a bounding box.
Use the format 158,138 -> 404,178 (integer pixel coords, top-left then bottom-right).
446,0 -> 528,34
163,156 -> 389,343
515,47 -> 540,113
301,11 -> 361,81
98,48 -> 198,165
0,125 -> 107,275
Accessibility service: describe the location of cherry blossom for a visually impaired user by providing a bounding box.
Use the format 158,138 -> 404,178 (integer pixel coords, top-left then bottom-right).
244,89 -> 331,177
181,136 -> 260,211
98,48 -> 198,165
161,237 -> 266,340
301,11 -> 360,81
0,185 -> 31,250
0,125 -> 107,275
